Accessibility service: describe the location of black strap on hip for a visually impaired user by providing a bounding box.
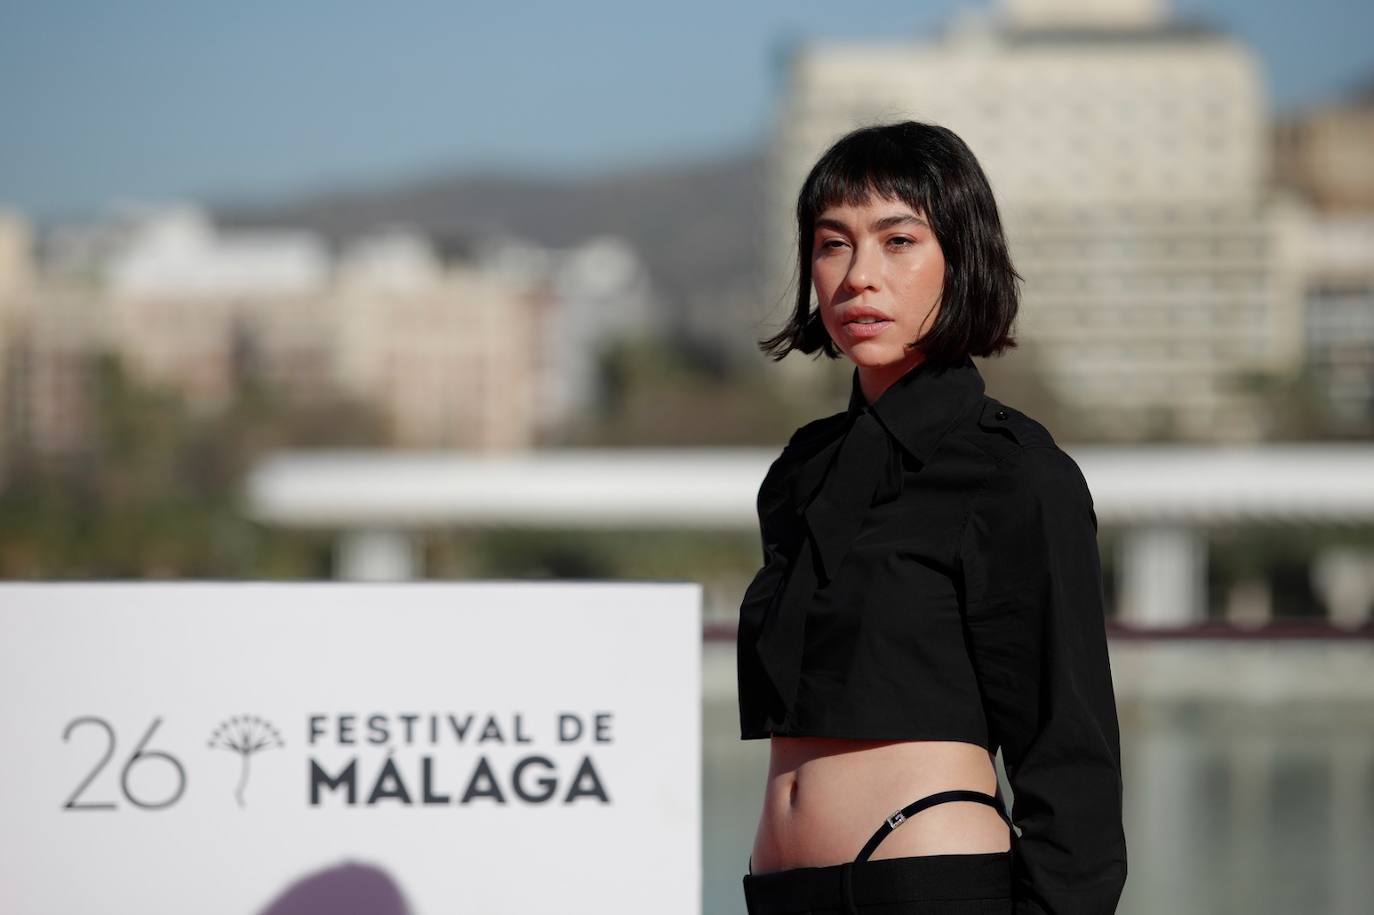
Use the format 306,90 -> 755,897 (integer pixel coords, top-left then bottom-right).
853,788 -> 1013,864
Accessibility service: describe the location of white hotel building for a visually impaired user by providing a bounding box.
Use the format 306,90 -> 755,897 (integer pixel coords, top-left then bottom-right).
766,0 -> 1306,441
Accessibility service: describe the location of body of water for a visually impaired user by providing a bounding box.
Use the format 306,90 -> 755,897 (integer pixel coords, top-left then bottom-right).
702,641 -> 1374,915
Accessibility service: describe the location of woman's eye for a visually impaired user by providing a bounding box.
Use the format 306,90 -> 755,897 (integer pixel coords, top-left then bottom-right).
818,239 -> 846,251
888,236 -> 915,248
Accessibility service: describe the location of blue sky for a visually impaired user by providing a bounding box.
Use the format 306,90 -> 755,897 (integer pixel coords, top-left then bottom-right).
2,0 -> 1372,223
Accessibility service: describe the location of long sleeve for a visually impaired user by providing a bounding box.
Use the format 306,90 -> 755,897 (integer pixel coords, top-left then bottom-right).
958,446 -> 1127,914
755,442 -> 796,564
738,429 -> 811,737
752,415 -> 842,565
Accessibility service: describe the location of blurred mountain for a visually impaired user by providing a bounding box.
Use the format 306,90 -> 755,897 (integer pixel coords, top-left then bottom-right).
213,150 -> 771,364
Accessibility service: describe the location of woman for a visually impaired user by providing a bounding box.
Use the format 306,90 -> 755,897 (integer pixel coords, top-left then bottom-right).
737,121 -> 1127,914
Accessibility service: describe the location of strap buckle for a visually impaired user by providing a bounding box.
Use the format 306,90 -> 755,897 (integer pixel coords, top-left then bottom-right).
885,810 -> 906,829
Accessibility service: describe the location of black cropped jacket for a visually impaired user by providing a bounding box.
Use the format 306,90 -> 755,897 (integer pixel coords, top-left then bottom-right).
737,353 -> 1127,914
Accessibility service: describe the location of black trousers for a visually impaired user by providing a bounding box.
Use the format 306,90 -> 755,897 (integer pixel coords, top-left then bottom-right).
741,850 -> 1012,914
742,788 -> 1014,914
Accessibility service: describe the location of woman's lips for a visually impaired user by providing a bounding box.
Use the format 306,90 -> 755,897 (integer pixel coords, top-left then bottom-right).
843,319 -> 894,339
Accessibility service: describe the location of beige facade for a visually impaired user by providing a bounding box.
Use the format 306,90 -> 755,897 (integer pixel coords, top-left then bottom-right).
4,207 -> 553,457
333,259 -> 547,451
106,228 -> 549,450
766,0 -> 1302,441
98,205 -> 335,415
107,289 -> 339,415
0,211 -> 35,463
1002,0 -> 1166,28
1274,94 -> 1374,214
3,279 -> 107,459
0,210 -> 34,304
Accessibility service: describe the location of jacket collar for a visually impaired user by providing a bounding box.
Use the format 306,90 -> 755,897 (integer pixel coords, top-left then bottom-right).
844,353 -> 986,465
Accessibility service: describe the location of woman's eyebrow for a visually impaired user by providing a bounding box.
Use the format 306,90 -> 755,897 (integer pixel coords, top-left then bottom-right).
815,213 -> 929,232
873,213 -> 928,230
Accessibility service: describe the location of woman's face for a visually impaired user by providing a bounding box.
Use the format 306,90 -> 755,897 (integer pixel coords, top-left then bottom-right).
811,193 -> 946,391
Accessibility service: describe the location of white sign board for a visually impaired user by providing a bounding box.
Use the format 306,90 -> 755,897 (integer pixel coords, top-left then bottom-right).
0,581 -> 702,915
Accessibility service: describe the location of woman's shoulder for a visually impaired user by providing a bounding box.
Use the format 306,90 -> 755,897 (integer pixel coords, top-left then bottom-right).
756,411 -> 848,507
763,410 -> 849,474
965,396 -> 1093,507
968,395 -> 1057,455
787,410 -> 850,451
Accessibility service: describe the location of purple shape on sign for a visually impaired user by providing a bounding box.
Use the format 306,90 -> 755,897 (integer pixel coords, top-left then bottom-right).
257,861 -> 412,915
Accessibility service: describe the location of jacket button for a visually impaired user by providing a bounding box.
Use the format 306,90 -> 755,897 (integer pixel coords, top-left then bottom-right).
995,409 -> 1008,421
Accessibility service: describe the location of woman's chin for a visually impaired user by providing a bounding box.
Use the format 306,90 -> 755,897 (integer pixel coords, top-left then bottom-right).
844,344 -> 913,371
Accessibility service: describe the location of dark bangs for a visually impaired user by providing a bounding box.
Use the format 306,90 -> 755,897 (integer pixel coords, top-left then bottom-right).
798,132 -> 939,237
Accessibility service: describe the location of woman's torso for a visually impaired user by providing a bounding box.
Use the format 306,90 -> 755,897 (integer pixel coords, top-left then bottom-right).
743,361 -> 1023,875
750,736 -> 1011,875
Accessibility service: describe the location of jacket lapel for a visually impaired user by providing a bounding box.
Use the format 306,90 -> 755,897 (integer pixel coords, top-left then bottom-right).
747,355 -> 986,726
754,408 -> 887,720
801,409 -> 887,585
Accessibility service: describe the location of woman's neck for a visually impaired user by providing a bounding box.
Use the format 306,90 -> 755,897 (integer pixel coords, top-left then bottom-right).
856,353 -> 928,407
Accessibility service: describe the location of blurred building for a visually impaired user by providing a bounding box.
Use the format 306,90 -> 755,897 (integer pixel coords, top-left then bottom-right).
1300,215 -> 1374,430
103,205 -> 334,412
333,227 -> 547,451
768,0 -> 1302,441
477,234 -> 661,439
0,210 -> 34,301
2,205 -> 590,456
1272,81 -> 1374,431
0,210 -> 36,463
4,285 -> 105,460
3,204 -> 326,457
1274,77 -> 1374,214
0,209 -> 104,461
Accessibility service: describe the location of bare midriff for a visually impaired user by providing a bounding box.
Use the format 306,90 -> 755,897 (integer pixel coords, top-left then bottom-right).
749,736 -> 1011,876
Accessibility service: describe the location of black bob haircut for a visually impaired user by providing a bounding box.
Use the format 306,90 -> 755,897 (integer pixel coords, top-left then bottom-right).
760,120 -> 1022,367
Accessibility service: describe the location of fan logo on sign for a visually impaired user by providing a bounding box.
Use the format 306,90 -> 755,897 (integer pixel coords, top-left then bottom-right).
207,715 -> 286,808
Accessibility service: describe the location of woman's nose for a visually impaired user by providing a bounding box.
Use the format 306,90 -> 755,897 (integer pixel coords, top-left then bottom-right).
843,242 -> 880,293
